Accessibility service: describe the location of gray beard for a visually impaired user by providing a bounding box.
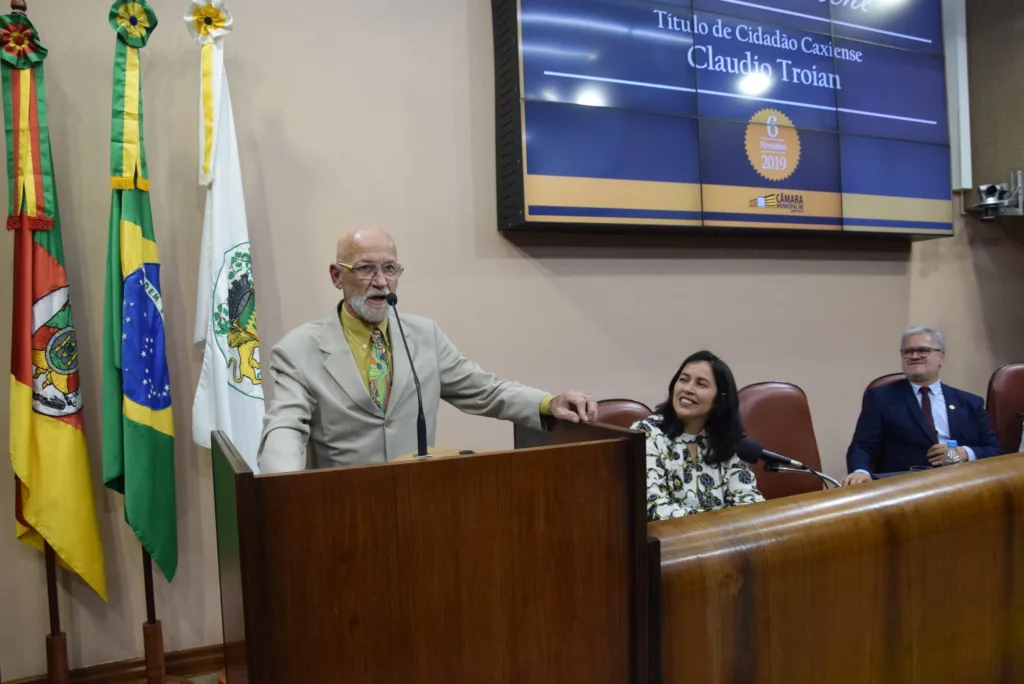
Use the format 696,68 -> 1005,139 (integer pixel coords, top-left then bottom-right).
347,291 -> 389,324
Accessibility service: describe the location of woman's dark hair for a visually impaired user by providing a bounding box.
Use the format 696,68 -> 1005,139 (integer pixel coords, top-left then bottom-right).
654,350 -> 744,465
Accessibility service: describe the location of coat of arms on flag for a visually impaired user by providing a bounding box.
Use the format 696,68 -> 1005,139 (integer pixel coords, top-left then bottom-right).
31,288 -> 82,417
212,244 -> 261,395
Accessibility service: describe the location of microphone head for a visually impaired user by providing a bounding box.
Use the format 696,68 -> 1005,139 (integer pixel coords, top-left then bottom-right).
736,438 -> 763,465
385,292 -> 398,306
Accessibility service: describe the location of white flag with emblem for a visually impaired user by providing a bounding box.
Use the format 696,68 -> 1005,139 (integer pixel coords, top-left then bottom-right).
188,4 -> 264,472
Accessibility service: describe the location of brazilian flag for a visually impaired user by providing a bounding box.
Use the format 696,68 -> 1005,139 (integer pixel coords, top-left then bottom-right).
101,0 -> 177,582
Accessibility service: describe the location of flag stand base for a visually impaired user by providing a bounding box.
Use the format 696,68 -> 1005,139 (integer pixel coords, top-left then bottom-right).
141,550 -> 193,684
46,632 -> 69,684
44,543 -> 69,684
143,621 -> 193,684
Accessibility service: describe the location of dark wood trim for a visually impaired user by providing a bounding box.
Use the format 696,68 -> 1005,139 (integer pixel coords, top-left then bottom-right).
212,431 -> 254,684
629,430 -> 650,684
647,537 -> 662,684
3,644 -> 223,684
236,467 -> 262,684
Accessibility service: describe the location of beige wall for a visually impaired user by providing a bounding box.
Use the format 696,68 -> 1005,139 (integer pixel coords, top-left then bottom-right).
1,0 -> 1022,679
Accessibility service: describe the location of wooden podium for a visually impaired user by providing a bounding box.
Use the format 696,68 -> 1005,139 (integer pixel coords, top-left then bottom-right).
212,420 -> 649,684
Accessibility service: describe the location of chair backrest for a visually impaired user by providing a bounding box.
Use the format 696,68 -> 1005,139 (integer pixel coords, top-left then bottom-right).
514,397 -> 652,449
738,382 -> 824,500
986,363 -> 1024,454
863,372 -> 906,407
596,398 -> 653,429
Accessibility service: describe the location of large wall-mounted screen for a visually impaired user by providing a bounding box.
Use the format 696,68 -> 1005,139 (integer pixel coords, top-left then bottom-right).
492,0 -> 952,235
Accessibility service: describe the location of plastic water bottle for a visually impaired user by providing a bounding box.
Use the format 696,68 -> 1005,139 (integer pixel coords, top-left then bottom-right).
943,440 -> 962,466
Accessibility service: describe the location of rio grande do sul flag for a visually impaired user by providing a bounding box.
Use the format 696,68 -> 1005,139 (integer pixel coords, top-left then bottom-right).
186,0 -> 264,471
1,12 -> 107,599
101,0 -> 177,582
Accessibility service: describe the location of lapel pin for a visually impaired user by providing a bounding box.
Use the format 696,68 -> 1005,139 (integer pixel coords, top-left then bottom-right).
949,404 -> 955,410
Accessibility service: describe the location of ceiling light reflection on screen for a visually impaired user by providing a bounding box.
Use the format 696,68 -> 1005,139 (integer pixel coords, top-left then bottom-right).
738,72 -> 771,96
845,0 -> 907,17
630,28 -> 692,44
575,88 -> 606,107
519,12 -> 628,34
521,45 -> 598,60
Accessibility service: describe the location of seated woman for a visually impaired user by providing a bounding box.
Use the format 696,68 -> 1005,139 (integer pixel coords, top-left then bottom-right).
633,351 -> 764,521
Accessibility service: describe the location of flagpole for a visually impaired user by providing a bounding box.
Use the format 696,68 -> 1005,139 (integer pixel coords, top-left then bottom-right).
44,544 -> 69,684
141,551 -> 193,683
11,4 -> 73,679
11,0 -> 107,679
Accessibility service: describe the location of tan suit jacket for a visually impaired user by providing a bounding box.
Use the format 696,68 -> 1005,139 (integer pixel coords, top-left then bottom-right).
257,305 -> 549,472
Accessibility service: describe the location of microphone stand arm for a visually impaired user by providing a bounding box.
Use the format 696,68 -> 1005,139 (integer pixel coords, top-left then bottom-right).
389,300 -> 429,457
764,463 -> 842,489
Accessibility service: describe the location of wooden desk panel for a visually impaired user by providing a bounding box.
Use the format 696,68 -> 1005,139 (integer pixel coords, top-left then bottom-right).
651,454 -> 1024,684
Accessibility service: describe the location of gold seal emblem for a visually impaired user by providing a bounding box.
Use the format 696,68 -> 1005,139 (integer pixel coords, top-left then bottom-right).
745,109 -> 800,182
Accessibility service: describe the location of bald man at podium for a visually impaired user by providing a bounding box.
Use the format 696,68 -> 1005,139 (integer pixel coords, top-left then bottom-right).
257,226 -> 597,473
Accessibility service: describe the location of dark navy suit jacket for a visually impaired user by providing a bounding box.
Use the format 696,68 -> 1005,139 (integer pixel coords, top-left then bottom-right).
846,380 -> 1003,475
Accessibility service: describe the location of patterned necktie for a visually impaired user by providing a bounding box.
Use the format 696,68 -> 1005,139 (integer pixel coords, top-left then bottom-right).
919,386 -> 936,440
368,328 -> 391,411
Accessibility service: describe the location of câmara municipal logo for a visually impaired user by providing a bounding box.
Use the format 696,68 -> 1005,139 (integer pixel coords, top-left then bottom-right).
749,192 -> 805,213
212,243 -> 263,398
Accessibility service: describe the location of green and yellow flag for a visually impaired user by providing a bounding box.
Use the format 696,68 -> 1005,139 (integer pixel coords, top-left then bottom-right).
101,0 -> 177,582
2,11 -> 107,599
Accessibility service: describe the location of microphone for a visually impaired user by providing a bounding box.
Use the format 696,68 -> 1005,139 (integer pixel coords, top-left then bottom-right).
737,438 -> 806,469
386,292 -> 428,457
736,438 -> 841,489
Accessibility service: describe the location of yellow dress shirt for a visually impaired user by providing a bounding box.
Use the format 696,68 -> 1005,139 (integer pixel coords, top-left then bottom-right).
340,304 -> 393,392
339,304 -> 554,414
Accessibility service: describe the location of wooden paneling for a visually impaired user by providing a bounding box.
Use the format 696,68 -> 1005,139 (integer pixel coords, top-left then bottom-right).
650,453 -> 1024,684
504,442 -> 633,683
391,454 -> 507,683
256,464 -> 407,684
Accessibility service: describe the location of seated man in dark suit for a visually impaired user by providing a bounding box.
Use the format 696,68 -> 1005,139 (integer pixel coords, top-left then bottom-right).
842,326 -> 1003,486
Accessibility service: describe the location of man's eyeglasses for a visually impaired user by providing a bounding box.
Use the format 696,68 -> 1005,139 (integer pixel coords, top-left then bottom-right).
337,261 -> 404,281
900,347 -> 942,359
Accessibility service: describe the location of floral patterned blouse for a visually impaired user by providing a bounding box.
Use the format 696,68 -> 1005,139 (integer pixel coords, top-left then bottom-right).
633,414 -> 765,521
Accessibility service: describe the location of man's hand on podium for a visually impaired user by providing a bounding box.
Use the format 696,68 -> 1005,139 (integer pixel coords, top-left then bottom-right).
392,447 -> 464,462
840,472 -> 872,486
549,391 -> 599,423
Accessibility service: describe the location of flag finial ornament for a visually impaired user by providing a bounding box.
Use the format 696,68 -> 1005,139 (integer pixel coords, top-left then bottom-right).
110,0 -> 158,48
10,0 -> 26,14
0,14 -> 45,69
108,0 -> 158,190
185,0 -> 232,45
